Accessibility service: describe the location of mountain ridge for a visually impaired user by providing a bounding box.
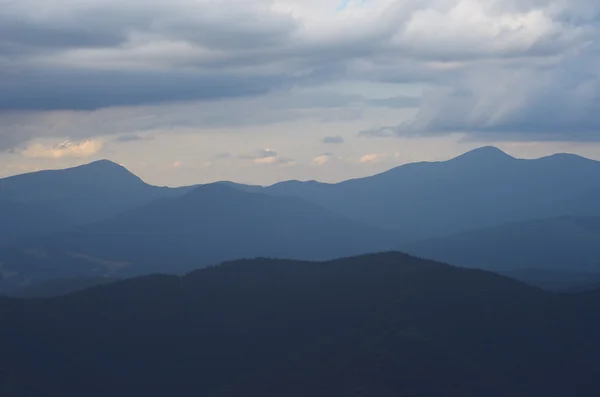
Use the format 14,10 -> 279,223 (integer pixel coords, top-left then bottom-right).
1,252 -> 599,397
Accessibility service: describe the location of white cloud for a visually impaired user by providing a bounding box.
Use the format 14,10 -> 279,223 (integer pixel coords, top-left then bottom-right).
254,156 -> 278,164
20,139 -> 104,159
312,153 -> 333,166
359,153 -> 386,163
238,148 -> 295,166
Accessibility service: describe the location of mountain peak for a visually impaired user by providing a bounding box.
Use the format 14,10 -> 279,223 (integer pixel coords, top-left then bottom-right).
63,159 -> 145,186
451,146 -> 514,163
79,159 -> 126,170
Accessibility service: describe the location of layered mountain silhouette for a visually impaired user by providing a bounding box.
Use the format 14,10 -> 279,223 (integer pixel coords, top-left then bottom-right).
3,147 -> 600,291
1,252 -> 600,397
259,147 -> 600,240
0,160 -> 193,244
407,216 -> 600,273
0,184 -> 396,291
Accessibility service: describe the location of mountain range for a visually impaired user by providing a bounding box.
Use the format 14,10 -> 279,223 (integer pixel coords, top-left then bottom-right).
0,160 -> 194,245
0,183 -> 396,291
2,252 -> 600,397
2,147 -> 600,292
256,146 -> 600,239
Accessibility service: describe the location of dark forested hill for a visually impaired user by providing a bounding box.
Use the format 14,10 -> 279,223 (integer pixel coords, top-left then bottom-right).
1,252 -> 599,397
0,184 -> 397,292
261,147 -> 600,240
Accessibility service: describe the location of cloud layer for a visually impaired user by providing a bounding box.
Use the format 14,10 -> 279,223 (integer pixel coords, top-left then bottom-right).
1,0 -> 600,167
20,139 -> 104,159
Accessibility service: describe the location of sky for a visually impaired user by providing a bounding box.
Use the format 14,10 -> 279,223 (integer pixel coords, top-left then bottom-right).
1,0 -> 600,186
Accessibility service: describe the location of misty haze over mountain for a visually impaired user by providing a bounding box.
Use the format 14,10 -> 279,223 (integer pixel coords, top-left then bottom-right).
1,147 -> 600,293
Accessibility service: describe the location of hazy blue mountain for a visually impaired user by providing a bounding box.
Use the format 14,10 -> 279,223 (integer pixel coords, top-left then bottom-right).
406,216 -> 600,273
261,147 -> 600,240
0,198 -> 65,245
553,185 -> 600,217
0,160 -> 195,244
0,184 -> 397,292
1,252 -> 600,397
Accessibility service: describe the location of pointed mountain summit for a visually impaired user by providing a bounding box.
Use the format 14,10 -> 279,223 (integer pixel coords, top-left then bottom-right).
69,159 -> 139,176
262,147 -> 600,239
450,146 -> 514,163
0,160 -> 193,243
0,159 -> 144,193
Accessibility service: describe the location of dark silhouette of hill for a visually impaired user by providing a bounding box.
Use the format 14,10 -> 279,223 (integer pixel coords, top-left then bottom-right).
0,160 -> 194,244
0,184 -> 397,292
1,252 -> 599,397
260,147 -> 600,240
6,277 -> 119,298
406,216 -> 600,273
498,269 -> 600,291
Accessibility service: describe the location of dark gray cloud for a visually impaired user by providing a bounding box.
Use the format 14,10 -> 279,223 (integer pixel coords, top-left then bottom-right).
322,136 -> 345,144
1,0 -> 594,112
114,134 -> 154,143
367,95 -> 420,108
361,39 -> 600,142
0,69 -> 292,111
2,0 -> 600,149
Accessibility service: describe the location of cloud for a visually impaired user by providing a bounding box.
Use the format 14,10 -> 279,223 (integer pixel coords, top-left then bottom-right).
254,156 -> 278,164
0,90 -> 363,151
359,153 -> 386,163
114,134 -> 154,143
1,0 -> 600,147
2,0 -> 595,110
238,148 -> 294,165
322,136 -> 345,144
312,152 -> 335,166
20,139 -> 104,159
361,55 -> 600,141
239,148 -> 278,160
173,161 -> 183,168
359,126 -> 402,138
367,95 -> 420,108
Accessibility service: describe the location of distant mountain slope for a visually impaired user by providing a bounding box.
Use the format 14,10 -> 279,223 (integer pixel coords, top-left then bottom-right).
0,198 -> 64,245
0,184 -> 397,292
1,252 -> 599,397
406,216 -> 600,272
261,147 -> 600,240
0,160 -> 194,244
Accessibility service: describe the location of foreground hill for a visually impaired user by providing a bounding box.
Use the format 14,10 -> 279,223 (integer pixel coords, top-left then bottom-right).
6,277 -> 120,298
260,147 -> 600,240
0,160 -> 193,244
1,252 -> 599,397
0,184 -> 397,292
407,216 -> 600,273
